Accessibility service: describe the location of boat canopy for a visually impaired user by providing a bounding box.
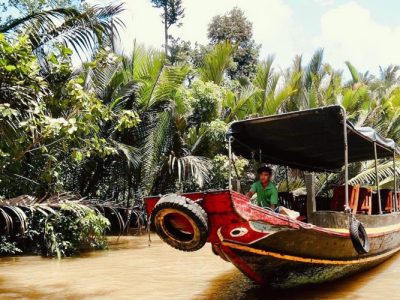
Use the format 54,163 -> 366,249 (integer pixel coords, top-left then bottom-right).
227,106 -> 399,172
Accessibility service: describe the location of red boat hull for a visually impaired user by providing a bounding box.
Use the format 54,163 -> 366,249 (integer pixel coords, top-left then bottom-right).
145,190 -> 400,287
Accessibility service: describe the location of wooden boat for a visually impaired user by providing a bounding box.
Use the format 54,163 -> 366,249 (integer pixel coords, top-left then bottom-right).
145,106 -> 400,287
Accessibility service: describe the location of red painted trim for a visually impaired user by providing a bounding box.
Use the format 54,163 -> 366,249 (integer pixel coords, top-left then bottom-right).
211,243 -> 229,262
220,244 -> 265,284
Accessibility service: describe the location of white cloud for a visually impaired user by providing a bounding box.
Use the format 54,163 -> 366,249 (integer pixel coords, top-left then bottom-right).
314,0 -> 335,6
88,0 -> 400,76
230,0 -> 308,67
313,1 -> 400,74
114,0 -> 165,53
170,0 -> 306,68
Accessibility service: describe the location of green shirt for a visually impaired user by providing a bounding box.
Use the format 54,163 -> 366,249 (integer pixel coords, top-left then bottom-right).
250,181 -> 279,208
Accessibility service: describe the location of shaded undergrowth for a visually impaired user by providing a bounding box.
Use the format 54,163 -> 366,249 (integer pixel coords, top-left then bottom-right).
0,194 -> 146,258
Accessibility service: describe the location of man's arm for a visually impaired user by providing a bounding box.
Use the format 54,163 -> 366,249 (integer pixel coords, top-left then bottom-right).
246,183 -> 257,199
270,186 -> 279,210
246,190 -> 255,198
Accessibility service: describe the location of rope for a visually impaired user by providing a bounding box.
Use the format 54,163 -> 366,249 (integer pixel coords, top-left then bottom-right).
146,215 -> 152,247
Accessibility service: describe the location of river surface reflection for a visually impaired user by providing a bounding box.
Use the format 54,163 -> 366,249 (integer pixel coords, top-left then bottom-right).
0,235 -> 399,299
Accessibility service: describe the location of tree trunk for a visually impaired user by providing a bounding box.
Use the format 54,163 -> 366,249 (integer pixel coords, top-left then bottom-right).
164,5 -> 168,56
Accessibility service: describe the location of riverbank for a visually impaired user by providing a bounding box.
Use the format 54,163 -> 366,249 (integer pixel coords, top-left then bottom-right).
0,235 -> 399,299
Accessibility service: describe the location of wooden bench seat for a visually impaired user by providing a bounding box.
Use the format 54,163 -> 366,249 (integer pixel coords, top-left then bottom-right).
331,185 -> 360,214
372,189 -> 393,214
357,187 -> 372,215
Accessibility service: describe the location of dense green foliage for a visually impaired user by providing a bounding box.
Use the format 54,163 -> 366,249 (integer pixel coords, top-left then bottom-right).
0,203 -> 110,258
0,34 -> 139,198
0,3 -> 123,61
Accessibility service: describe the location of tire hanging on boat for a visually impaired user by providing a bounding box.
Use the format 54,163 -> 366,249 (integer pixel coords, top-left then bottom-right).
151,194 -> 209,252
349,215 -> 370,254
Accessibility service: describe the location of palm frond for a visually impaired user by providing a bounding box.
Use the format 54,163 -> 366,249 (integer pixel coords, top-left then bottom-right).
254,56 -> 275,92
223,85 -> 258,122
149,64 -> 190,109
1,4 -> 124,57
349,160 -> 400,187
140,110 -> 172,194
0,8 -> 78,32
263,82 -> 297,115
198,41 -> 233,85
169,155 -> 212,187
345,61 -> 360,84
110,140 -> 141,168
305,48 -> 324,90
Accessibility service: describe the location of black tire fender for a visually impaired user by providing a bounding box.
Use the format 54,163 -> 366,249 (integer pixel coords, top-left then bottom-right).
349,216 -> 370,254
151,194 -> 209,252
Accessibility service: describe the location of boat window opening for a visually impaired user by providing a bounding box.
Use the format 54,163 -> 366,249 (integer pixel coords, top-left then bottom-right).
254,161 -> 400,220
229,158 -> 399,222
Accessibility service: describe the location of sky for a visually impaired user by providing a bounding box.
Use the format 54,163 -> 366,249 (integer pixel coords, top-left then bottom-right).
90,0 -> 400,76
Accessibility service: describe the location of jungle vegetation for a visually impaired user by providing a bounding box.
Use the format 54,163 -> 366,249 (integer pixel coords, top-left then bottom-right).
1,2 -> 400,255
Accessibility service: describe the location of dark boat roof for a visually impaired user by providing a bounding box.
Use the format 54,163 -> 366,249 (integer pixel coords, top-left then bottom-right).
227,105 -> 399,172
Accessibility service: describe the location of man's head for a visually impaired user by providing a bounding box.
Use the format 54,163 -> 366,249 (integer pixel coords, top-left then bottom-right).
257,165 -> 272,185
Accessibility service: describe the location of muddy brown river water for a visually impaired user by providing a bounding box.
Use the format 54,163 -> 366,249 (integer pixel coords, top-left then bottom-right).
0,234 -> 399,299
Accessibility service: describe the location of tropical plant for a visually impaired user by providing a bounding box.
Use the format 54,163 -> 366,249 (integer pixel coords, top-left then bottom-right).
0,3 -> 124,59
0,200 -> 111,258
57,44 -> 214,202
198,41 -> 233,85
0,34 -> 141,198
0,0 -> 82,21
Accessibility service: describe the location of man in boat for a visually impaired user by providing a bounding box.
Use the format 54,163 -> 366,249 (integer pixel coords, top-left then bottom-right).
246,165 -> 279,210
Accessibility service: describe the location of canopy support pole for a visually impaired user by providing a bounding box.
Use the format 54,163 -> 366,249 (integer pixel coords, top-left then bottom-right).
343,111 -> 350,212
228,137 -> 233,190
305,173 -> 316,224
325,172 -> 329,198
374,142 -> 382,214
285,167 -> 290,193
394,151 -> 397,212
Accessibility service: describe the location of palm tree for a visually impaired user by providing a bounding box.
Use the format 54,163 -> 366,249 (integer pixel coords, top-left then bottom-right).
198,41 -> 233,85
280,49 -> 345,113
70,44 -> 212,204
254,56 -> 301,115
0,4 -> 124,59
219,55 -> 301,121
327,63 -> 400,190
